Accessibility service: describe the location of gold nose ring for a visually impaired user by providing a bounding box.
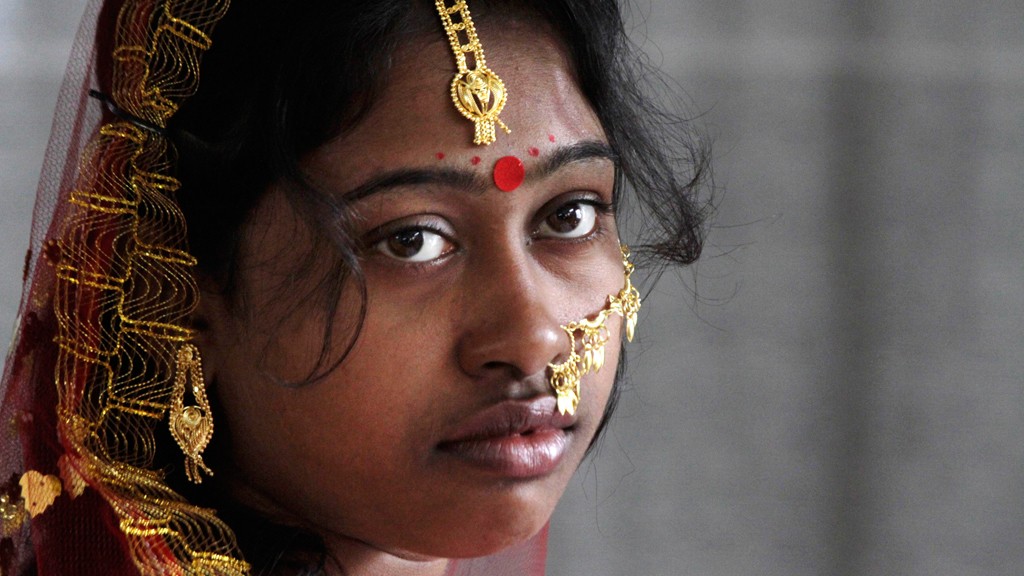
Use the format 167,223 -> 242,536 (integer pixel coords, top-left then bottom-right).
547,245 -> 640,415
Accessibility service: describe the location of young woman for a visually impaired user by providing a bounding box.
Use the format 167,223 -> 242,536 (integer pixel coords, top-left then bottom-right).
0,0 -> 708,574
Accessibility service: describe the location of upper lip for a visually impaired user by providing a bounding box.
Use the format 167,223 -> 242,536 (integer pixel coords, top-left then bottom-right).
440,396 -> 577,444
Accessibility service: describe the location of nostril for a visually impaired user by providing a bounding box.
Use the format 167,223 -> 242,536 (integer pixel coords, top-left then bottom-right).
480,360 -> 505,371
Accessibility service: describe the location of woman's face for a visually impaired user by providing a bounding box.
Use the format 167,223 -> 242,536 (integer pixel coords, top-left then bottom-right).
200,22 -> 624,560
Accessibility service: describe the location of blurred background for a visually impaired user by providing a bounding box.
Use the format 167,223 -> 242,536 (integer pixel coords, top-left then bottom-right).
2,1 -> 1021,575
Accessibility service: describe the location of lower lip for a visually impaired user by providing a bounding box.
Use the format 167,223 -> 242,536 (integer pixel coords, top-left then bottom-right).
438,428 -> 570,478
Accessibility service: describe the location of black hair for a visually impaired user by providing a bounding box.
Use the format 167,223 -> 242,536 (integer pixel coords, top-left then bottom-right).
170,0 -> 710,572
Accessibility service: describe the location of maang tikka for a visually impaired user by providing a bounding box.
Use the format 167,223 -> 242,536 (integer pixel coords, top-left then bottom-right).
170,343 -> 215,484
548,245 -> 642,416
435,0 -> 510,145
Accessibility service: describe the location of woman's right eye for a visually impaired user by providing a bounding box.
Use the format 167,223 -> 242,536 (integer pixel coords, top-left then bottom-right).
374,227 -> 452,263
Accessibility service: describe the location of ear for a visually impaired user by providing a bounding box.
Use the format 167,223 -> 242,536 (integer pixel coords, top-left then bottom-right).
191,285 -> 233,388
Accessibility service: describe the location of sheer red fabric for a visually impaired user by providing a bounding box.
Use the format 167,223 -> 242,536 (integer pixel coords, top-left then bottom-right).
0,2 -> 131,573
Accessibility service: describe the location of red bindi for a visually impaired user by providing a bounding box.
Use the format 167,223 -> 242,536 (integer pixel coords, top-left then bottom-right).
493,156 -> 525,192
548,134 -> 556,142
435,152 -> 446,160
471,156 -> 481,165
528,147 -> 540,157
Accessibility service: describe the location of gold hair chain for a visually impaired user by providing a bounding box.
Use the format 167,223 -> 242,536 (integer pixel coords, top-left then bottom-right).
434,0 -> 510,145
548,246 -> 641,415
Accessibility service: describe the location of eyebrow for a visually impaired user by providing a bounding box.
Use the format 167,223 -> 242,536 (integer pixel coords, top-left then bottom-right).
344,167 -> 482,201
341,139 -> 618,202
536,139 -> 618,180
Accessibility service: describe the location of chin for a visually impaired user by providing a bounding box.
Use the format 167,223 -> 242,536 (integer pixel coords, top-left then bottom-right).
424,516 -> 549,560
400,487 -> 558,559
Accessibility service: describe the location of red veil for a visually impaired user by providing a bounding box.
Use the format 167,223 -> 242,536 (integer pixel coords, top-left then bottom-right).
0,1 -> 548,574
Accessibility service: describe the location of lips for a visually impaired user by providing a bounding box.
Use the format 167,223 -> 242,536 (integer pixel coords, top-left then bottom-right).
437,397 -> 577,478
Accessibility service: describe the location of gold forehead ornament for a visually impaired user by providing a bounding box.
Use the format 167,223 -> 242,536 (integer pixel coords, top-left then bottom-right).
434,0 -> 510,145
548,246 -> 642,416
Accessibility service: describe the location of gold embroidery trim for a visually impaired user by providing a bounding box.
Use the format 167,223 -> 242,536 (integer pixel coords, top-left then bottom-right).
51,0 -> 248,573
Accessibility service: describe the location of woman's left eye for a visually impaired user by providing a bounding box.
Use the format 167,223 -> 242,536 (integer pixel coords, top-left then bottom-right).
537,201 -> 598,239
374,228 -> 452,263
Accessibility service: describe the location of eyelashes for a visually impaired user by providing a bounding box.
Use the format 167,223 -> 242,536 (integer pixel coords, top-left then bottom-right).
365,197 -> 614,267
535,201 -> 599,240
374,226 -> 453,263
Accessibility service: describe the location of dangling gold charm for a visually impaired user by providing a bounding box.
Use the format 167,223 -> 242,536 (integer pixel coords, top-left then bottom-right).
435,0 -> 510,145
18,471 -> 61,518
548,246 -> 642,415
548,343 -> 583,416
170,343 -> 214,484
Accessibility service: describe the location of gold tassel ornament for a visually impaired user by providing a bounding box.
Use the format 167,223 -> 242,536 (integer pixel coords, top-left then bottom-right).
169,343 -> 215,484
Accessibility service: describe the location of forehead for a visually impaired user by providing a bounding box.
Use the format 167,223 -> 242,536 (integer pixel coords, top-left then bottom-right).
305,21 -> 605,186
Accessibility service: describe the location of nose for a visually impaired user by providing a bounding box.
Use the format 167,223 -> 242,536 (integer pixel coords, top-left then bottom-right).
455,248 -> 568,385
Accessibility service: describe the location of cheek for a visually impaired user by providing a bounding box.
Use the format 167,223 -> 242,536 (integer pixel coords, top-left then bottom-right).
216,313 -> 440,458
213,368 -> 426,547
212,303 -> 449,498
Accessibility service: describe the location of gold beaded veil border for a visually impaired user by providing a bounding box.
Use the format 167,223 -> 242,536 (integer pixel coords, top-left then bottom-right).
1,0 -> 248,573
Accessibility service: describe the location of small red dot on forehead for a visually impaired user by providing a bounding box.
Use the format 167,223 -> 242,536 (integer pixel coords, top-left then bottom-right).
471,156 -> 481,165
548,134 -> 556,142
435,152 -> 446,160
493,156 -> 525,192
528,147 -> 540,157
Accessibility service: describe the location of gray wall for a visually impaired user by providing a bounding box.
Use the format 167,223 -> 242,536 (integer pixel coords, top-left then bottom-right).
2,2 -> 1021,575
